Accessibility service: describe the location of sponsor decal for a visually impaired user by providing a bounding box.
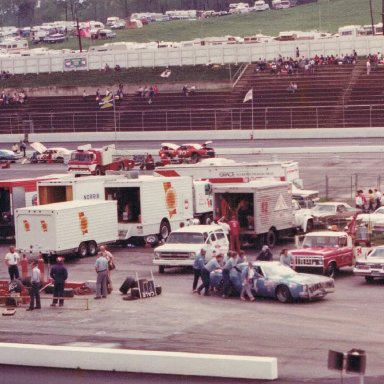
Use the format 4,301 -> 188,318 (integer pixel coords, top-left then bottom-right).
163,182 -> 177,217
78,211 -> 88,235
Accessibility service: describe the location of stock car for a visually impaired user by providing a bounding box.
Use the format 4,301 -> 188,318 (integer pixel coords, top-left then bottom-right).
354,245 -> 384,283
0,149 -> 22,162
210,261 -> 335,303
177,141 -> 215,163
310,202 -> 360,228
158,143 -> 180,165
31,142 -> 72,163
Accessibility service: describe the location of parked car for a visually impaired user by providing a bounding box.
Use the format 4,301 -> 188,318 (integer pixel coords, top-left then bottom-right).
311,202 -> 359,228
292,200 -> 314,233
177,141 -> 215,163
158,142 -> 180,165
354,245 -> 384,283
31,142 -> 71,163
43,33 -> 65,44
210,261 -> 335,303
0,149 -> 22,162
153,224 -> 229,273
356,206 -> 384,228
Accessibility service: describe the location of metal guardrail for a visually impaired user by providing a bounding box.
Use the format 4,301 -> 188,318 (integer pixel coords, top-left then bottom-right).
2,103 -> 384,134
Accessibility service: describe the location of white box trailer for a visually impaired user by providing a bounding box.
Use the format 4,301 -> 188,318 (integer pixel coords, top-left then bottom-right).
104,176 -> 195,244
37,174 -> 211,242
37,175 -> 122,205
15,200 -> 118,258
213,180 -> 293,248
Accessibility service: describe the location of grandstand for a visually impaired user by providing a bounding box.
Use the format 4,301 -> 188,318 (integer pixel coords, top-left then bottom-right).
2,59 -> 384,134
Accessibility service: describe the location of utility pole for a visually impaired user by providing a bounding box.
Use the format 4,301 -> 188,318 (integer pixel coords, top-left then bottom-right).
382,0 -> 384,35
369,0 -> 374,35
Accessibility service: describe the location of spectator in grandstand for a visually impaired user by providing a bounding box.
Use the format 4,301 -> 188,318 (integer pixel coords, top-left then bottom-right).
104,63 -> 110,71
366,59 -> 371,75
153,84 -> 159,95
287,81 -> 298,94
136,85 -> 144,97
182,85 -> 189,96
114,64 -> 121,72
95,89 -> 100,102
296,47 -> 300,58
82,90 -> 87,102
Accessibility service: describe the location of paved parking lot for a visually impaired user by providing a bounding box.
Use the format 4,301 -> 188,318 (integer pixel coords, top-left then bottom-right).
1,150 -> 383,382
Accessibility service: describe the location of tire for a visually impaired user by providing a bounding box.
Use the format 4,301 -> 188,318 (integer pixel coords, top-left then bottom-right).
306,219 -> 314,233
118,162 -> 125,171
276,285 -> 292,303
87,241 -> 97,256
159,220 -> 171,242
202,214 -> 213,225
325,262 -> 337,278
266,229 -> 277,248
158,265 -> 165,274
56,157 -> 64,163
191,153 -> 199,163
365,276 -> 374,283
78,242 -> 88,258
95,166 -> 102,176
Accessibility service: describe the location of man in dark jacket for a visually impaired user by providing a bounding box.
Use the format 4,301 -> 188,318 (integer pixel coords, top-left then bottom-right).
50,257 -> 68,307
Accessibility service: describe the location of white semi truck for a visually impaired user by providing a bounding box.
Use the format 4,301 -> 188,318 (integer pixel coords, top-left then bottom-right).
15,200 -> 118,258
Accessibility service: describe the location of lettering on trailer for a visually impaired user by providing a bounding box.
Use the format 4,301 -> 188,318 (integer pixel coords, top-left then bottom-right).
83,193 -> 100,200
274,194 -> 288,211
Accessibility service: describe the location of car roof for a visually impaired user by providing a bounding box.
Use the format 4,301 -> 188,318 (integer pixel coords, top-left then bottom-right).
171,224 -> 223,233
315,202 -> 347,206
305,231 -> 348,237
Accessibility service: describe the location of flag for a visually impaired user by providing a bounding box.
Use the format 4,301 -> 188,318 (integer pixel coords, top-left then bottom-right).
243,88 -> 253,103
100,94 -> 114,109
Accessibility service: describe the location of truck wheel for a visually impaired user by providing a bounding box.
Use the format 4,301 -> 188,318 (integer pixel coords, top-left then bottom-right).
306,219 -> 314,233
266,229 -> 277,248
78,242 -> 88,258
87,241 -> 97,256
159,220 -> 171,241
365,276 -> 374,283
191,153 -> 199,163
95,166 -> 102,175
325,262 -> 337,278
276,285 -> 292,303
159,266 -> 165,274
202,214 -> 213,225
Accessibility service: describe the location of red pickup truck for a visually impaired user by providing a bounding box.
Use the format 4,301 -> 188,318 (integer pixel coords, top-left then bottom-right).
290,231 -> 355,278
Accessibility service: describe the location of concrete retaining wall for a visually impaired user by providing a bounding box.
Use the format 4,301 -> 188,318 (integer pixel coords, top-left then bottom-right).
0,343 -> 278,380
2,127 -> 384,145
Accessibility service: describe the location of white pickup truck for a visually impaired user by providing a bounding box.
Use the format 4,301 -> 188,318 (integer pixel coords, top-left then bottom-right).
153,224 -> 229,273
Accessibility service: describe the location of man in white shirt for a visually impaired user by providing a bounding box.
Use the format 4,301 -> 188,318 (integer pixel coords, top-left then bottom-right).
27,261 -> 41,311
4,245 -> 20,281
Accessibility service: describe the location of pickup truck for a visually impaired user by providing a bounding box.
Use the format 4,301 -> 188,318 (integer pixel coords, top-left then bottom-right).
290,231 -> 355,278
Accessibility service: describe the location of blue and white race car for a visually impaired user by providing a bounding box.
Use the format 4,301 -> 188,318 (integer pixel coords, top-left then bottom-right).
210,261 -> 335,303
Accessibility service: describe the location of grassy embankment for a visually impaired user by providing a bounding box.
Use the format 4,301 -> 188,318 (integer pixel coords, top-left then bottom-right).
1,0 -> 382,89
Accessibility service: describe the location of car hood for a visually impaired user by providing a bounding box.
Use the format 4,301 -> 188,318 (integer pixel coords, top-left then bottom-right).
286,273 -> 333,285
290,247 -> 342,257
30,141 -> 47,154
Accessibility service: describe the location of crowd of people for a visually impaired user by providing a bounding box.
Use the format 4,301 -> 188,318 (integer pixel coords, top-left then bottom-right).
255,49 -> 358,76
0,89 -> 27,106
4,244 -> 116,311
0,70 -> 12,80
136,84 -> 159,104
192,244 -> 293,302
355,188 -> 382,212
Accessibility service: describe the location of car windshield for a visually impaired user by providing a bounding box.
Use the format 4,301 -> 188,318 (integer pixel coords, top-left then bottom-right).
368,248 -> 384,258
71,153 -> 93,161
166,232 -> 204,244
302,236 -> 340,248
312,205 -> 335,213
260,263 -> 296,278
